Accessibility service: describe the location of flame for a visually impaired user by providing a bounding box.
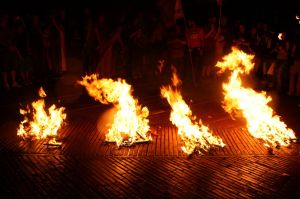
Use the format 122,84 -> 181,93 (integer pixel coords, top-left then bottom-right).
296,15 -> 300,24
161,68 -> 225,155
216,47 -> 296,148
17,87 -> 66,143
78,74 -> 151,146
38,87 -> 47,97
278,33 -> 283,40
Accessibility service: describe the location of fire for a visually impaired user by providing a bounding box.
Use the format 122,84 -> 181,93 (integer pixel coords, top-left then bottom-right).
216,47 -> 296,148
161,68 -> 225,155
296,15 -> 300,24
78,74 -> 151,146
278,33 -> 283,40
17,87 -> 66,144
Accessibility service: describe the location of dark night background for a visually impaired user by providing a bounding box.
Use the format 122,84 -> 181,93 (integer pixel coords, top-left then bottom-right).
1,0 -> 300,24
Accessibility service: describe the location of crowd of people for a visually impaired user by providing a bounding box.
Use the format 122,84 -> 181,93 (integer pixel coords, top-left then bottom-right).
0,5 -> 299,96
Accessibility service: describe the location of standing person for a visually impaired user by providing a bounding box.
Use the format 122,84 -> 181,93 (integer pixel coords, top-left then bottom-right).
147,13 -> 166,78
0,14 -> 21,90
185,19 -> 204,81
259,28 -> 277,88
233,23 -> 250,51
273,31 -> 290,93
202,19 -> 217,77
214,27 -> 225,65
289,28 -> 300,96
128,12 -> 147,80
52,12 -> 67,74
13,16 -> 32,86
28,15 -> 44,84
41,21 -> 56,80
249,26 -> 260,74
96,24 -> 124,78
167,25 -> 186,79
82,8 -> 98,74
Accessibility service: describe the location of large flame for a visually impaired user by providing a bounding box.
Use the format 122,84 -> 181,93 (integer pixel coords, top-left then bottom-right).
17,87 -> 66,144
161,68 -> 225,154
78,74 -> 151,146
216,47 -> 296,148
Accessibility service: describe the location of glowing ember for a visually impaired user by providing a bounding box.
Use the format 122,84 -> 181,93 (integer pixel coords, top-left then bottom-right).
216,47 -> 296,148
296,15 -> 300,24
161,68 -> 225,155
78,74 -> 151,146
17,87 -> 66,144
278,33 -> 283,40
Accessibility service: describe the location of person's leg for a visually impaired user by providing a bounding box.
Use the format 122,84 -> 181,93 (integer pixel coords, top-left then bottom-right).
288,63 -> 296,95
2,72 -> 10,90
296,75 -> 300,96
295,61 -> 300,96
276,63 -> 284,92
11,70 -> 21,88
1,52 -> 10,90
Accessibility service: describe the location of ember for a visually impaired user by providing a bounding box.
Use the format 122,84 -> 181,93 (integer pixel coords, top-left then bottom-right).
78,74 -> 152,146
161,67 -> 225,155
216,47 -> 296,148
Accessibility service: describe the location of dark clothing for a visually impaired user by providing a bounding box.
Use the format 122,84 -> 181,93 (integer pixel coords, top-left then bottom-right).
0,27 -> 19,72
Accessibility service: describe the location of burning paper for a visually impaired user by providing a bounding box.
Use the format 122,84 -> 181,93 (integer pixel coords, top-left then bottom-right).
17,87 -> 66,144
161,68 -> 225,155
216,47 -> 296,148
78,74 -> 151,146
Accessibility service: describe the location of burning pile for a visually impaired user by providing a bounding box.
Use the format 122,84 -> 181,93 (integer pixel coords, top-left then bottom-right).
161,68 -> 225,155
17,87 -> 66,145
216,47 -> 296,148
78,74 -> 151,146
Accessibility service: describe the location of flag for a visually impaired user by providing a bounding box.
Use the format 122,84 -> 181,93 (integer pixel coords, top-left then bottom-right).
217,0 -> 222,7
